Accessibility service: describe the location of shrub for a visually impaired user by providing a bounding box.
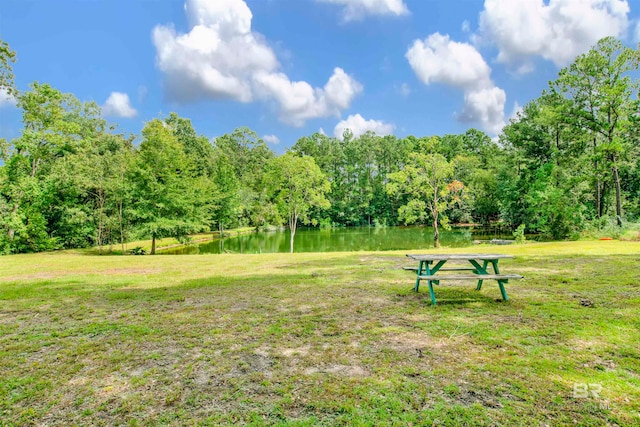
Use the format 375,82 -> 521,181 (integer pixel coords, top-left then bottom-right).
129,246 -> 146,255
513,224 -> 526,244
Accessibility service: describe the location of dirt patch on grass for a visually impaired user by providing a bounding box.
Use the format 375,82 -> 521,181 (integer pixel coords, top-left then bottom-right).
359,255 -> 407,269
387,331 -> 465,351
1,267 -> 161,282
0,272 -> 62,282
96,374 -> 130,398
103,268 -> 161,275
304,364 -> 369,377
568,338 -> 607,351
281,346 -> 310,357
441,387 -> 505,409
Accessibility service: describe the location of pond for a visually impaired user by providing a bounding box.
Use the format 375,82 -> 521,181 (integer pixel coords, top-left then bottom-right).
161,226 -> 519,255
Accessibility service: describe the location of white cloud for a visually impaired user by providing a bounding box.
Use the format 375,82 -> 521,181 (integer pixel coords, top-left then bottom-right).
333,114 -> 395,140
457,87 -> 507,135
317,0 -> 409,21
263,134 -> 280,144
461,20 -> 471,33
634,20 -> 640,42
253,67 -> 362,127
102,92 -> 137,118
406,33 -> 506,135
476,0 -> 630,71
406,33 -> 491,91
153,0 -> 362,126
0,88 -> 16,108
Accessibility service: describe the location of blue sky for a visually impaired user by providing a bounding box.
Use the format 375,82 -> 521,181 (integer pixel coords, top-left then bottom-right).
1,0 -> 639,151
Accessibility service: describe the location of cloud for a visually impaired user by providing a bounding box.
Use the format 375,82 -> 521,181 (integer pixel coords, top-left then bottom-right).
406,33 -> 491,91
476,0 -> 630,71
461,20 -> 471,33
333,114 -> 395,140
635,20 -> 640,42
153,0 -> 362,126
102,92 -> 137,118
317,0 -> 409,21
263,134 -> 280,144
0,88 -> 16,108
406,33 -> 506,135
253,67 -> 362,127
457,87 -> 507,135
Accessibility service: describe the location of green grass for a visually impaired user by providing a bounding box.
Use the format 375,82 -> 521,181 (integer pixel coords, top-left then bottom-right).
1,241 -> 639,426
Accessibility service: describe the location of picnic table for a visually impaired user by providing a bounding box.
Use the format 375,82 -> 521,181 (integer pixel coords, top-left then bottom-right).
405,253 -> 523,305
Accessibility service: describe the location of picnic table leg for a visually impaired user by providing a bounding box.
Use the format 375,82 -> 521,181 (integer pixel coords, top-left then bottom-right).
491,260 -> 509,301
475,260 -> 489,290
425,260 -> 447,305
427,280 -> 437,305
414,260 -> 425,292
413,260 -> 438,305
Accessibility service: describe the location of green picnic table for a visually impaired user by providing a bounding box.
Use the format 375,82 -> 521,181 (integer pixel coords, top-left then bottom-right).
405,253 -> 523,305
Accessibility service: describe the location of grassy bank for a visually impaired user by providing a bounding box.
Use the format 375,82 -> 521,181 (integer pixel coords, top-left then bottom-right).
85,227 -> 257,255
1,241 -> 639,426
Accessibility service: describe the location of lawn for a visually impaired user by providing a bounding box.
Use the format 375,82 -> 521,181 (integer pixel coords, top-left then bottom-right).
1,241 -> 639,426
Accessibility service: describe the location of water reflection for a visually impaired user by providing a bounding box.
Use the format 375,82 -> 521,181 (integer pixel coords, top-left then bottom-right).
162,226 -> 517,255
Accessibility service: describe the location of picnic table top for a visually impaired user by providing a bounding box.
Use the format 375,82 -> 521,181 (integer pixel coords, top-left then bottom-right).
406,253 -> 514,261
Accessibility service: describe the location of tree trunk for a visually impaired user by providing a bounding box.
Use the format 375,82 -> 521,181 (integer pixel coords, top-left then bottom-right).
151,235 -> 156,255
7,202 -> 18,241
611,154 -> 623,226
432,183 -> 440,248
594,138 -> 602,218
596,175 -> 602,218
290,229 -> 295,253
118,168 -> 126,255
97,189 -> 105,255
289,213 -> 297,253
600,182 -> 608,218
433,211 -> 440,248
118,198 -> 124,255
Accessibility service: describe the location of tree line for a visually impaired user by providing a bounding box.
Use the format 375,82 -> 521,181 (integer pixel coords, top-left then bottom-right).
0,36 -> 638,254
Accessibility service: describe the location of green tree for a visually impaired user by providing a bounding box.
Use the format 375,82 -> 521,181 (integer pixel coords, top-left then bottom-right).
525,164 -> 585,239
210,151 -> 240,235
266,153 -> 330,253
387,153 -> 463,247
64,131 -> 134,254
130,119 -> 210,254
0,83 -> 97,252
293,132 -> 346,226
500,90 -> 595,237
213,128 -> 273,227
165,112 -> 214,176
551,36 -> 640,225
0,38 -> 16,95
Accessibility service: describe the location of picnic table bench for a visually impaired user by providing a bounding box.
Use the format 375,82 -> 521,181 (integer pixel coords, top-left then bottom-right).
405,253 -> 523,305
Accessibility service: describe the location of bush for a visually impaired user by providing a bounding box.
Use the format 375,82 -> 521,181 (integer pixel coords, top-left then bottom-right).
129,246 -> 146,255
513,224 -> 526,244
583,216 -> 639,240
